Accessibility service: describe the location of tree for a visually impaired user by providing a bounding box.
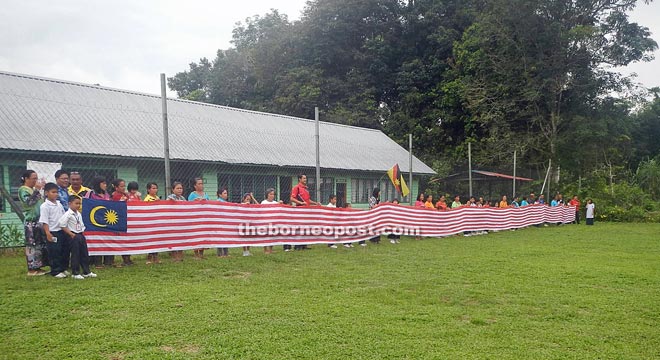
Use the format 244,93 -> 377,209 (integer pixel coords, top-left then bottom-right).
450,0 -> 657,169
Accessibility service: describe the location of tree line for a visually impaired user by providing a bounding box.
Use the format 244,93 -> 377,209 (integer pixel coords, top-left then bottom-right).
169,0 -> 660,219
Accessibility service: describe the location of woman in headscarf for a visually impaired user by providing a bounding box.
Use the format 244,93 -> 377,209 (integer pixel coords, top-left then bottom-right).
18,170 -> 48,276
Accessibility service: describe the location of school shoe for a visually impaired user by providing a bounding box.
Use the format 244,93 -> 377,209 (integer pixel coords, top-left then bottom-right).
72,274 -> 84,280
329,244 -> 338,249
360,243 -> 367,247
64,270 -> 71,276
390,239 -> 396,244
343,244 -> 351,248
242,251 -> 252,257
83,272 -> 98,278
54,272 -> 67,279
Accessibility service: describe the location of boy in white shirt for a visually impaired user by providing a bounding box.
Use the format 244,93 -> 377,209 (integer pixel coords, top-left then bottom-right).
39,183 -> 67,278
585,199 -> 595,225
59,195 -> 97,279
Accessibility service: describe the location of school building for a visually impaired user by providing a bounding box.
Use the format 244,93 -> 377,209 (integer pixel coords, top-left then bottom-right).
0,71 -> 435,226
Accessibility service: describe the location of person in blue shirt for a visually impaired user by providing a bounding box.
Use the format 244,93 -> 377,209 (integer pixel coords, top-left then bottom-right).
511,196 -> 520,208
520,196 -> 529,206
537,194 -> 546,204
54,170 -> 69,211
188,177 -> 209,259
551,194 -> 561,207
188,177 -> 210,201
217,188 -> 228,202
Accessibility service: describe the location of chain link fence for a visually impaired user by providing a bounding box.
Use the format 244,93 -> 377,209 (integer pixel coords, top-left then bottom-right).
0,151 -> 423,247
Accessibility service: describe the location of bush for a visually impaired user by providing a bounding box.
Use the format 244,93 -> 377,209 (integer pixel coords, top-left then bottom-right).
0,220 -> 23,248
559,174 -> 660,223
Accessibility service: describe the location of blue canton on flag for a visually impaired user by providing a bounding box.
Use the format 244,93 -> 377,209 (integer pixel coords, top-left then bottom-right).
82,199 -> 128,233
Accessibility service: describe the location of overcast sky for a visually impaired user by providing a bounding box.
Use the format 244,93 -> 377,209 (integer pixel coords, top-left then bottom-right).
1,0 -> 658,97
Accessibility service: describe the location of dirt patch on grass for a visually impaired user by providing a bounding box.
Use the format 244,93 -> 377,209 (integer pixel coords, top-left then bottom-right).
107,352 -> 126,360
222,271 -> 251,279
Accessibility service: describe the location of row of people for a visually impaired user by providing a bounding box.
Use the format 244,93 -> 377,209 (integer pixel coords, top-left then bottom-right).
18,171 -> 349,276
413,192 -> 592,218
18,170 -> 594,277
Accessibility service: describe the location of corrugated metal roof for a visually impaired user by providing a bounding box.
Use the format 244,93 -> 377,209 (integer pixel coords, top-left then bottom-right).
0,71 -> 435,175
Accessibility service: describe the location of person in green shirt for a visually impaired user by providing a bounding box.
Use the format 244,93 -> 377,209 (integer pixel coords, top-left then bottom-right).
451,195 -> 462,209
18,170 -> 48,276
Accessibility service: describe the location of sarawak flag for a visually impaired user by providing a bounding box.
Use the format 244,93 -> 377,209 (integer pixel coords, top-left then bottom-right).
82,199 -> 128,233
387,164 -> 410,197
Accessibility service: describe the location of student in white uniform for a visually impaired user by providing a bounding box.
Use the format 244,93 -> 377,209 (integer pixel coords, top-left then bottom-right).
59,195 -> 97,279
585,199 -> 595,225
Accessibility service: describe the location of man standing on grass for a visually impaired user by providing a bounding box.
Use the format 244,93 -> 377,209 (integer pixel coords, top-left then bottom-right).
288,174 -> 320,251
569,195 -> 581,224
68,171 -> 90,197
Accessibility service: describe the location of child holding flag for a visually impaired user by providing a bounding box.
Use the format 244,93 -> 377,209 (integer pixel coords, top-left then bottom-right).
59,195 -> 97,279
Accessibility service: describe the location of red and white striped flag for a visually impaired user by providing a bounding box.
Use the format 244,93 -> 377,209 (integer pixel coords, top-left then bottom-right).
86,202 -> 576,255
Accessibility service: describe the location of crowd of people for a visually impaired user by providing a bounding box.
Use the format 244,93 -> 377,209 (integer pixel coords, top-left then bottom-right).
17,169 -> 595,278
412,191 -> 594,225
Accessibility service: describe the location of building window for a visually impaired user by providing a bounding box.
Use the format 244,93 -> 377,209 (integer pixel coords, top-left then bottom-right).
219,174 -> 277,203
305,177 -> 333,203
351,178 -> 380,204
9,166 -> 26,204
349,177 -> 407,204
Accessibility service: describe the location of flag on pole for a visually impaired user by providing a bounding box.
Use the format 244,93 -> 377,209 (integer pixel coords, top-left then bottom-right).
387,163 -> 410,197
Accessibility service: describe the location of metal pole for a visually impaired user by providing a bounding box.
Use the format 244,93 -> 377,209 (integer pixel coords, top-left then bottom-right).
409,134 -> 413,206
547,159 -> 552,202
540,159 -> 551,195
161,73 -> 171,196
468,142 -> 473,197
315,107 -> 321,203
512,150 -> 517,198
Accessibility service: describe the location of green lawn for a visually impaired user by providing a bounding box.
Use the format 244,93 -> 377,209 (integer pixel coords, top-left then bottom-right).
1,223 -> 659,359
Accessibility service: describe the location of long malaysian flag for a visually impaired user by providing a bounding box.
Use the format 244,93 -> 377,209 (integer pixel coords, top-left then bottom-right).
86,202 -> 576,255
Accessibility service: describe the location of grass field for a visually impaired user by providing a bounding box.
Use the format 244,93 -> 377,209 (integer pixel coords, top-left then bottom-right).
1,223 -> 659,359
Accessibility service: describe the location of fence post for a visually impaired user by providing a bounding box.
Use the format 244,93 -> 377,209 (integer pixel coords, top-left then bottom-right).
160,73 -> 171,196
409,134 -> 413,206
468,142 -> 473,197
315,107 -> 321,203
512,150 -> 517,197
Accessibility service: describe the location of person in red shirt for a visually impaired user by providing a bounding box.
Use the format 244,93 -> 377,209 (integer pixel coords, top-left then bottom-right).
569,195 -> 581,224
288,174 -> 320,250
290,174 -> 320,207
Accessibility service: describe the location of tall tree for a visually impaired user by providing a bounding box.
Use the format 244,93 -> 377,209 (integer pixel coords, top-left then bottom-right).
450,0 -> 657,168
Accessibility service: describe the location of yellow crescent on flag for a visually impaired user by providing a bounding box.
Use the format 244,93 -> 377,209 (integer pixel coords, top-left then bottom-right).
89,206 -> 108,228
